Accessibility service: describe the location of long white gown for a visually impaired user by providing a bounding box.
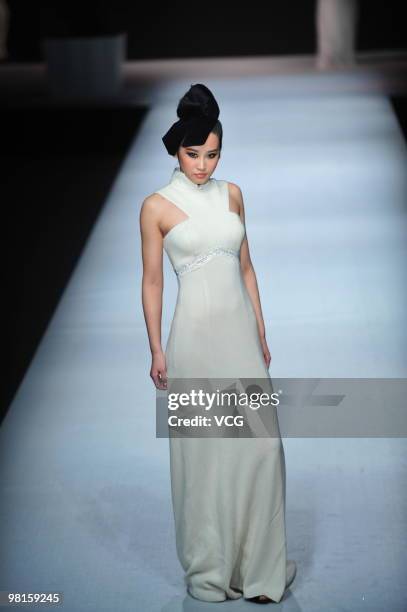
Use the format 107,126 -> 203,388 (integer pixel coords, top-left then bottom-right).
155,166 -> 296,602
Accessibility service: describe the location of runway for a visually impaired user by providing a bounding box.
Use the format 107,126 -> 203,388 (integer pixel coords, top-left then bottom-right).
1,64 -> 407,611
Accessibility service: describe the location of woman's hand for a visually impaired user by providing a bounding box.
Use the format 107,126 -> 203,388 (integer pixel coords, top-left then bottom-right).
260,336 -> 272,369
150,350 -> 168,389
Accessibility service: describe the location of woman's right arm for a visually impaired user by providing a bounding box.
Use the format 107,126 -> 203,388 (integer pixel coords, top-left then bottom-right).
139,195 -> 168,390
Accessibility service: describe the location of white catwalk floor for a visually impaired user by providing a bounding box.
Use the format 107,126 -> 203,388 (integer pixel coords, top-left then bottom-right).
1,70 -> 407,611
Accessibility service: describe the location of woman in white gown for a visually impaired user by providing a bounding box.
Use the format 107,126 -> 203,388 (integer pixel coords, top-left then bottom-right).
140,84 -> 296,603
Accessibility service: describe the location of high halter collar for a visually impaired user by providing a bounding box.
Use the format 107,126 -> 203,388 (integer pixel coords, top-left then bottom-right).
170,165 -> 214,192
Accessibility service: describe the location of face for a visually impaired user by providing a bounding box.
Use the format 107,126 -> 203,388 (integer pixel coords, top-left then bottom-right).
175,132 -> 221,185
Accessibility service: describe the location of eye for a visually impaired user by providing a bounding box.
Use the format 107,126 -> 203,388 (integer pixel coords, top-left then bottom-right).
186,152 -> 218,159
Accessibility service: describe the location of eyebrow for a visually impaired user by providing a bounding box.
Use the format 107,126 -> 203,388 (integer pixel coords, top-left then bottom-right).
185,147 -> 219,152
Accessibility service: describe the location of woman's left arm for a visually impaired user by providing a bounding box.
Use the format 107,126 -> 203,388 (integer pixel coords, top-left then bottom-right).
227,182 -> 272,368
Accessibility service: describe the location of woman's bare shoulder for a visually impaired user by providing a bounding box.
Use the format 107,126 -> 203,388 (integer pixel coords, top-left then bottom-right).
142,191 -> 166,206
140,192 -> 166,217
226,181 -> 243,197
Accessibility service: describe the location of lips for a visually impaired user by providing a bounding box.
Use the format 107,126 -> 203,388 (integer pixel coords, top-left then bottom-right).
195,173 -> 207,178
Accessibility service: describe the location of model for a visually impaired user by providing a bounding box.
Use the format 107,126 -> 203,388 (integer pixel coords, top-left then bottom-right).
140,83 -> 296,603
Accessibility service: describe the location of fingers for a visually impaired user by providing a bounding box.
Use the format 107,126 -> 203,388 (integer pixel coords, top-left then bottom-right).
152,370 -> 168,390
158,371 -> 168,389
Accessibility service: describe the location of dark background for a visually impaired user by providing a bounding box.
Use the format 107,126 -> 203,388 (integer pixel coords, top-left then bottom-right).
2,107 -> 147,422
4,0 -> 407,62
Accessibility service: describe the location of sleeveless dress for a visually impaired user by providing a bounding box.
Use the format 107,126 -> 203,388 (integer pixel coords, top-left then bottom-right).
154,166 -> 296,602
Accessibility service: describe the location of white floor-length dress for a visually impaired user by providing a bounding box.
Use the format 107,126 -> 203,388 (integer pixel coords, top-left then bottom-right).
155,166 -> 296,602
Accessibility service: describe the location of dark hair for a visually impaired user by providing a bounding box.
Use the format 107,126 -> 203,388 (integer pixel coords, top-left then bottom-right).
165,83 -> 222,153
179,119 -> 223,152
210,120 -> 223,151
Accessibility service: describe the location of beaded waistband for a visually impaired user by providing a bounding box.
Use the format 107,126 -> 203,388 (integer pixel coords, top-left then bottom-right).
174,247 -> 239,277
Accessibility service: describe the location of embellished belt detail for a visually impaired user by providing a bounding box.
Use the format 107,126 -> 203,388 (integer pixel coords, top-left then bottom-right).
174,247 -> 239,277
